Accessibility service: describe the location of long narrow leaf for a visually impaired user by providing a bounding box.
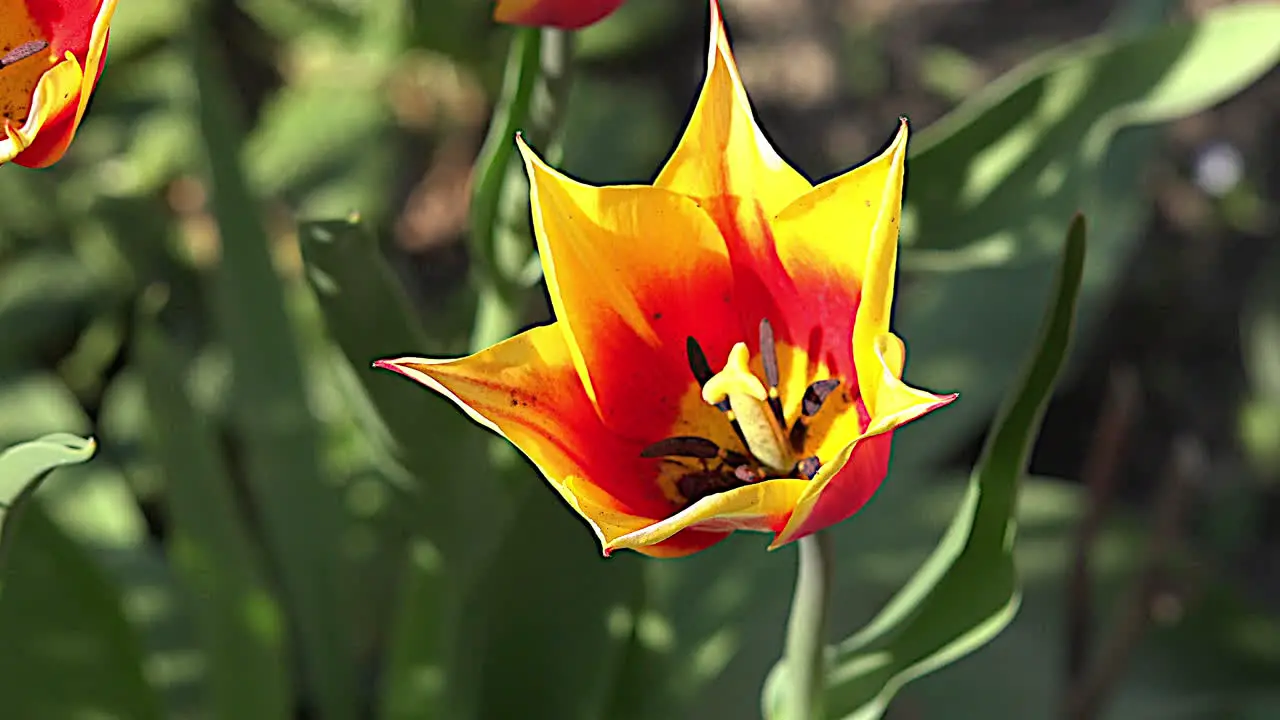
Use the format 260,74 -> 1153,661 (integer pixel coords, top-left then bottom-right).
297,217 -> 494,719
135,299 -> 292,720
184,7 -> 355,718
768,214 -> 1086,719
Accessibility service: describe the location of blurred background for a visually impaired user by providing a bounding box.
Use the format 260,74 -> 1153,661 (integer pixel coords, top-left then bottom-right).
0,0 -> 1278,718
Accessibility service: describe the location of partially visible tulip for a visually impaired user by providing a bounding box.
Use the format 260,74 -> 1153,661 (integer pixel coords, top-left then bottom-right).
0,0 -> 118,168
493,0 -> 627,29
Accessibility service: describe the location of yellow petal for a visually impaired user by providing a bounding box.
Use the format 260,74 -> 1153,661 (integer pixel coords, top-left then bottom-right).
653,0 -> 809,214
772,120 -> 909,306
772,332 -> 954,546
849,120 -> 911,419
604,477 -> 809,553
0,55 -> 82,164
518,136 -> 738,432
376,323 -> 677,529
863,332 -> 956,437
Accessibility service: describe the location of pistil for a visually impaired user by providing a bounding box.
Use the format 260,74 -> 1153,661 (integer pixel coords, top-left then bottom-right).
701,342 -> 793,472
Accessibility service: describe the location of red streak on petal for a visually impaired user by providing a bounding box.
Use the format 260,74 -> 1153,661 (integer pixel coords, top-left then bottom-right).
11,92 -> 78,168
25,1 -> 103,57
789,430 -> 892,543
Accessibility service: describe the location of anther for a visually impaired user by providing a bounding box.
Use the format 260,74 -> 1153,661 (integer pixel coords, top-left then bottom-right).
759,319 -> 786,427
687,336 -> 731,413
1,40 -> 49,69
802,378 -> 841,417
790,379 -> 842,452
640,436 -> 720,459
796,456 -> 821,480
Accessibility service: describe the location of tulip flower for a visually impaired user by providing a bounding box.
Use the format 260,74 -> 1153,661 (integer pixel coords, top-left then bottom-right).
0,0 -> 117,168
379,0 -> 956,557
493,0 -> 627,29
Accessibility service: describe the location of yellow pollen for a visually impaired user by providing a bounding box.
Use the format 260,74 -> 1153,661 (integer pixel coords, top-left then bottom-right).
701,342 -> 792,472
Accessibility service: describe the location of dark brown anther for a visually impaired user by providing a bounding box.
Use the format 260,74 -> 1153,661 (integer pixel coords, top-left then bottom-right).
1,40 -> 49,69
759,319 -> 780,387
721,449 -> 752,468
678,469 -> 738,506
801,378 -> 841,417
797,456 -> 821,480
686,336 -> 714,386
759,318 -> 787,427
789,419 -> 810,453
687,335 -> 732,413
640,436 -> 721,459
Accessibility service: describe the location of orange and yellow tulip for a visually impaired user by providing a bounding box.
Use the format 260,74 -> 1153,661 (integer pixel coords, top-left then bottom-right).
0,0 -> 117,168
379,0 -> 956,558
493,0 -> 626,29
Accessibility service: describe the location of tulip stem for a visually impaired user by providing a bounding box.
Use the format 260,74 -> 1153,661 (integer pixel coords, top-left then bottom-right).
783,532 -> 832,720
469,27 -> 574,352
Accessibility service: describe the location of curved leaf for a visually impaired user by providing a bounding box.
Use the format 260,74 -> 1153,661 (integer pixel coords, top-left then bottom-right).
782,215 -> 1085,719
0,433 -> 96,556
896,2 -> 1280,475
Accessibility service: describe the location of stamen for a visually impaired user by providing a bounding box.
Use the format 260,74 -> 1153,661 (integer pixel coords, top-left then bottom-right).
0,41 -> 49,69
641,436 -> 720,459
685,336 -> 715,387
758,319 -> 787,427
678,470 -> 738,506
790,378 -> 842,452
789,421 -> 809,453
802,378 -> 841,416
797,456 -> 821,480
688,335 -> 748,446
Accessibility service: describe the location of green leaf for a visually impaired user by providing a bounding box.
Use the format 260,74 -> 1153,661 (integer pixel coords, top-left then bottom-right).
0,433 -> 96,560
450,483 -> 644,720
0,501 -> 162,720
298,218 -> 497,540
0,253 -> 101,372
296,217 -> 504,719
895,2 -> 1280,473
787,214 -> 1086,720
134,297 -> 292,720
185,7 -> 355,719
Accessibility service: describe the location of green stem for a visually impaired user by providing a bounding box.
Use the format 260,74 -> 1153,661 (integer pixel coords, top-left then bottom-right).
783,532 -> 832,720
469,27 -> 574,352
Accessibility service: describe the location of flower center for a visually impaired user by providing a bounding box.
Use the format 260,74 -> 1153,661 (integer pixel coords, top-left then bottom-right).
0,0 -> 54,125
642,318 -> 846,507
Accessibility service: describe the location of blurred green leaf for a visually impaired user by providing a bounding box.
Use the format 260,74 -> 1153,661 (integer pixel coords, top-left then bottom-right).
186,6 -> 355,718
297,217 -> 502,719
896,2 -> 1280,473
784,215 -> 1085,720
0,501 -> 162,720
0,253 -> 100,372
134,298 -> 292,720
0,434 -> 96,561
451,484 -> 644,720
574,0 -> 685,62
298,218 -> 499,547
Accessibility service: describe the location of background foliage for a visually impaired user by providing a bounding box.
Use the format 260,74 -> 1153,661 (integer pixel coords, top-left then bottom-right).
0,0 -> 1278,718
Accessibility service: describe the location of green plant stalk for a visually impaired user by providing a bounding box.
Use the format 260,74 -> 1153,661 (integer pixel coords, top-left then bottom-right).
783,532 -> 833,720
470,27 -> 574,352
468,27 -> 540,301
